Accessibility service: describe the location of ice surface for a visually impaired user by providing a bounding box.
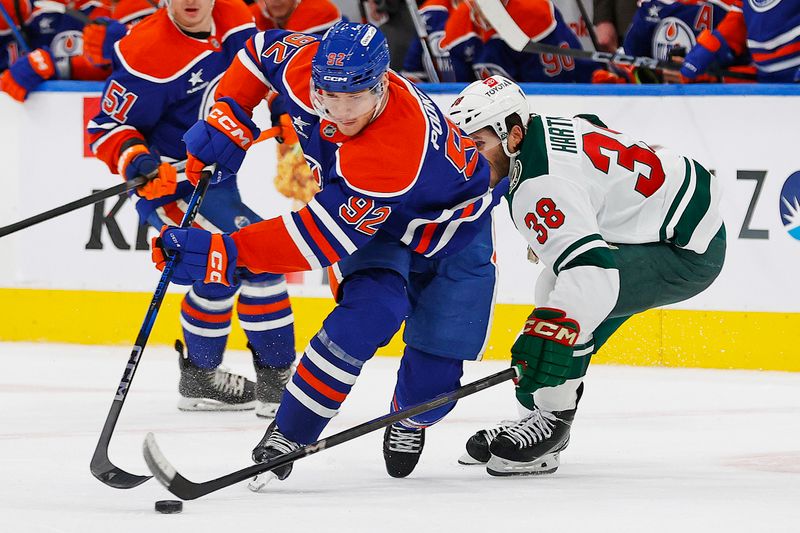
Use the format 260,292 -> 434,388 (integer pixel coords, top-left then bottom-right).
1,342 -> 798,532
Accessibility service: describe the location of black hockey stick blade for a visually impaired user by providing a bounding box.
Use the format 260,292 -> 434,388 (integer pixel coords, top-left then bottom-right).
143,366 -> 519,500
91,170 -> 213,489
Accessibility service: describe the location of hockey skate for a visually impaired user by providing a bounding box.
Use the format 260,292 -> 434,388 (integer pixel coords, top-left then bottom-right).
249,421 -> 300,491
249,343 -> 293,418
383,424 -> 425,478
458,420 -> 515,465
486,382 -> 584,476
485,407 -> 573,476
176,340 -> 257,411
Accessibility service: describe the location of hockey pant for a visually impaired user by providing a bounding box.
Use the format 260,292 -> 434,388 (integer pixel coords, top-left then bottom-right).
144,177 -> 295,370
518,226 -> 727,414
276,226 -> 497,444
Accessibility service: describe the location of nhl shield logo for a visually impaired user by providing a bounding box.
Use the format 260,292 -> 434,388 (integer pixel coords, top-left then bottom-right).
510,159 -> 523,192
323,124 -> 337,138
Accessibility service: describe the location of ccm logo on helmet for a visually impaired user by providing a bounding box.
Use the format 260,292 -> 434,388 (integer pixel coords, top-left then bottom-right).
209,108 -> 251,148
323,75 -> 349,82
523,318 -> 578,346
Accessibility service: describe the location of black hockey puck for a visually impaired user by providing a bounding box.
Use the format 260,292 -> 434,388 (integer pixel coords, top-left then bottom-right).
155,500 -> 183,514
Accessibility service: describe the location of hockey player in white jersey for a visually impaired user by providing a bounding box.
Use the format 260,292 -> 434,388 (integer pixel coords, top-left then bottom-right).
448,75 -> 726,476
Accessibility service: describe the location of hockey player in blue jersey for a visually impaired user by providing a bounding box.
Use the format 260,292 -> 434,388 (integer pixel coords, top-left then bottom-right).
401,0 -> 455,82
624,0 -> 741,61
88,0 -> 296,417
680,0 -> 800,83
592,0 -> 750,83
442,0 -> 597,83
151,21 -> 504,483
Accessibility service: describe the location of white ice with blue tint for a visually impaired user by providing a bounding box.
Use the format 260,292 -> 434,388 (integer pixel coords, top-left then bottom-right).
1,342 -> 798,532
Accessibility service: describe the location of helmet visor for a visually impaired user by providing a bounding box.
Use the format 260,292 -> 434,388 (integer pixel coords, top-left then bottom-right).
311,80 -> 385,123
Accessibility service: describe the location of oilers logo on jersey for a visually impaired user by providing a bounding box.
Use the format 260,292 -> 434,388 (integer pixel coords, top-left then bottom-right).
51,30 -> 83,58
652,17 -> 697,60
749,0 -> 782,12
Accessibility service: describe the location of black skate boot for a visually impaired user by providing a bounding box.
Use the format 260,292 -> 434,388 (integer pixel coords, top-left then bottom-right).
383,423 -> 425,478
176,339 -> 256,411
486,383 -> 584,476
249,421 -> 300,491
248,343 -> 293,418
458,421 -> 514,465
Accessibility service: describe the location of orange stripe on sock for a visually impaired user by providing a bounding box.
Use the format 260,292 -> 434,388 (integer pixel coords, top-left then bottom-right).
237,299 -> 291,316
181,299 -> 232,324
296,361 -> 347,403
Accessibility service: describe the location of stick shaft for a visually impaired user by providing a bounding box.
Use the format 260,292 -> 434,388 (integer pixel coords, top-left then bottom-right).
145,366 -> 519,499
0,177 -> 147,238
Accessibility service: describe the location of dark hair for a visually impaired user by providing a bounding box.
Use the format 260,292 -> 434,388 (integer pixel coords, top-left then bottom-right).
505,113 -> 524,134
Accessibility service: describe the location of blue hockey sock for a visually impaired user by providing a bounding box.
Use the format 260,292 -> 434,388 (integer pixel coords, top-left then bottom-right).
276,269 -> 410,444
238,273 -> 295,369
180,281 -> 237,369
391,347 -> 464,428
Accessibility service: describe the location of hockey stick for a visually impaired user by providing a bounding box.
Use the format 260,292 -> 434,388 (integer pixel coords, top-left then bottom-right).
0,128 -> 280,238
0,1 -> 31,53
0,176 -> 146,238
403,0 -> 455,83
473,0 -> 756,81
143,366 -> 520,500
90,166 -> 216,489
573,0 -> 599,51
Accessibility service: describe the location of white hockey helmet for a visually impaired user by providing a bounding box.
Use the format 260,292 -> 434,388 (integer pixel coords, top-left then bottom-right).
448,75 -> 529,157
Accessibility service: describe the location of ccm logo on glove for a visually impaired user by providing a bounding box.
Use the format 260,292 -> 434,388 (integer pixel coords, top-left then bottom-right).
208,104 -> 253,148
522,317 -> 578,346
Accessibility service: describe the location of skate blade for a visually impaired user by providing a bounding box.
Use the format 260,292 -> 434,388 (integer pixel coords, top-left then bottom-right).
248,471 -> 278,492
177,397 -> 257,412
255,401 -> 280,418
486,452 -> 560,477
457,452 -> 487,466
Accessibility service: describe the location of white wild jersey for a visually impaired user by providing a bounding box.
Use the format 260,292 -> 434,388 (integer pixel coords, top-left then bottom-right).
507,114 -> 723,345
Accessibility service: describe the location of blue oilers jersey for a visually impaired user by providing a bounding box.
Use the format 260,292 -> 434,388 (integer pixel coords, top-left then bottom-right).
474,0 -> 596,82
402,0 -> 453,81
624,0 -> 739,60
87,0 -> 256,172
26,0 -> 97,76
218,29 -> 502,274
742,0 -> 800,81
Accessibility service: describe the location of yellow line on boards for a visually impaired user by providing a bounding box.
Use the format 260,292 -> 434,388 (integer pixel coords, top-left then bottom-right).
0,288 -> 798,372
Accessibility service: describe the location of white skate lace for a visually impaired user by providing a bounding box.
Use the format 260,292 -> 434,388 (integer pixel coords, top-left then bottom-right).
267,429 -> 300,455
503,410 -> 557,448
387,426 -> 423,453
212,367 -> 246,397
482,420 -> 516,442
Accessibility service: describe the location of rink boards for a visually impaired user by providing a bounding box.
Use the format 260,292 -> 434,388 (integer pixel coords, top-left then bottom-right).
1,83 -> 799,371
